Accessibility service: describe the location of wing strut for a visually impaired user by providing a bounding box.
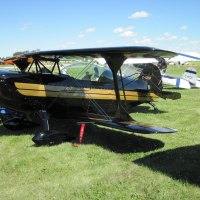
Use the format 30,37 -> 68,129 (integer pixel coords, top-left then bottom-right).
104,54 -> 132,121
119,69 -> 128,110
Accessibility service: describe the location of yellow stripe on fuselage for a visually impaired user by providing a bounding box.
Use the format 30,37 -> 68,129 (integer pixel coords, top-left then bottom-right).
15,82 -> 158,101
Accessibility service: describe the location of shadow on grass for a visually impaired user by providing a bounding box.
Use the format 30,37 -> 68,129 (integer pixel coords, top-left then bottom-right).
134,144 -> 200,186
130,105 -> 167,114
81,125 -> 164,154
0,123 -> 164,154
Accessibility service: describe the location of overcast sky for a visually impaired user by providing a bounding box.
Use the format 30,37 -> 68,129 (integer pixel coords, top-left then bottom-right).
0,0 -> 199,57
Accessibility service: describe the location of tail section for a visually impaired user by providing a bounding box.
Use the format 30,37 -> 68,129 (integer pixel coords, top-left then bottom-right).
196,78 -> 200,88
162,75 -> 191,89
183,67 -> 197,85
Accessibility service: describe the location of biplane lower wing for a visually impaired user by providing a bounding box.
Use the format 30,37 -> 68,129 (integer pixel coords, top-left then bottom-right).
94,120 -> 177,134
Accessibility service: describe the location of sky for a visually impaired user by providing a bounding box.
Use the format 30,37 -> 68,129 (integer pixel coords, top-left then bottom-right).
0,0 -> 200,57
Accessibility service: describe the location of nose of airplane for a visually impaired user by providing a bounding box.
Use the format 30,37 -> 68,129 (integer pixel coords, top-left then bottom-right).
0,69 -> 14,76
0,70 -> 13,85
0,69 -> 20,93
0,70 -> 8,83
0,69 -> 22,110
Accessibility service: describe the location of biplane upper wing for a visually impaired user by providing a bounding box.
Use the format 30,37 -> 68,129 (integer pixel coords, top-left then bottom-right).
4,46 -> 178,71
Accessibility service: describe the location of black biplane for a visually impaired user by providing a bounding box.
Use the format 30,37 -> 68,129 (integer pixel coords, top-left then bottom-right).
1,46 -> 180,145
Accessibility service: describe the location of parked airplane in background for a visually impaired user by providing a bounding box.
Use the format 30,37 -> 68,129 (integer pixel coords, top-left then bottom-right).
162,73 -> 191,89
162,67 -> 200,89
182,67 -> 200,88
112,55 -> 200,90
162,52 -> 200,89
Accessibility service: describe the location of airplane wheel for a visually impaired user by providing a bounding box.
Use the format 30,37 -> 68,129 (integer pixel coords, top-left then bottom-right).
32,132 -> 51,145
32,131 -> 75,146
3,117 -> 22,130
3,117 -> 38,130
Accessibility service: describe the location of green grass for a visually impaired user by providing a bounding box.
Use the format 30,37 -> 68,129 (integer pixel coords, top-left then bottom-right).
0,63 -> 200,199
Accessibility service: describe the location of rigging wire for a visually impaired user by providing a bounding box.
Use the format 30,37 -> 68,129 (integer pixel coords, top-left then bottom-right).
45,57 -> 111,121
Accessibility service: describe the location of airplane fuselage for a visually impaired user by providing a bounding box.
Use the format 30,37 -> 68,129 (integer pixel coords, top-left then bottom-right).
0,69 -> 158,118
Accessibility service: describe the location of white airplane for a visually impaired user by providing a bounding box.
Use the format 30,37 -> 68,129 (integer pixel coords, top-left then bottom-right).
162,67 -> 200,89
182,67 -> 200,88
162,73 -> 191,89
197,78 -> 200,88
97,55 -> 200,89
120,57 -> 197,89
162,52 -> 200,89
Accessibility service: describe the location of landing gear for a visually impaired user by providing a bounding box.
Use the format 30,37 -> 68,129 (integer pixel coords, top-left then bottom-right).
3,116 -> 25,130
32,130 -> 74,146
148,102 -> 158,111
32,110 -> 75,145
0,108 -> 38,130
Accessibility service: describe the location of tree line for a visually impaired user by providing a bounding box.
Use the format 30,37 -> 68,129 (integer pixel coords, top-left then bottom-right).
13,49 -> 40,56
0,49 -> 40,60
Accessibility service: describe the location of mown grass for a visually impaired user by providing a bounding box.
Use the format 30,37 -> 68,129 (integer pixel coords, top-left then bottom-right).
0,63 -> 200,199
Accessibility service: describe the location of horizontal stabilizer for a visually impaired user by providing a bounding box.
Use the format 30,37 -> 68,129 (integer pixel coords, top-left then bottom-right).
196,78 -> 200,88
183,67 -> 197,85
160,91 -> 181,100
95,120 -> 177,134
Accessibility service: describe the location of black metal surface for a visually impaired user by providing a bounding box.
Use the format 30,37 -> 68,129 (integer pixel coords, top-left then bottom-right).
95,121 -> 177,134
0,68 -> 154,116
32,131 -> 75,145
4,46 -> 177,71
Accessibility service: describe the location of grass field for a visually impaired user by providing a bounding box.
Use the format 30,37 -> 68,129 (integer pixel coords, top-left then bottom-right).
0,63 -> 200,199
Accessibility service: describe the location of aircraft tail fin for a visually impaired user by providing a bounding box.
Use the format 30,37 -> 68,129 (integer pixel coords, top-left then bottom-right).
182,67 -> 197,85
